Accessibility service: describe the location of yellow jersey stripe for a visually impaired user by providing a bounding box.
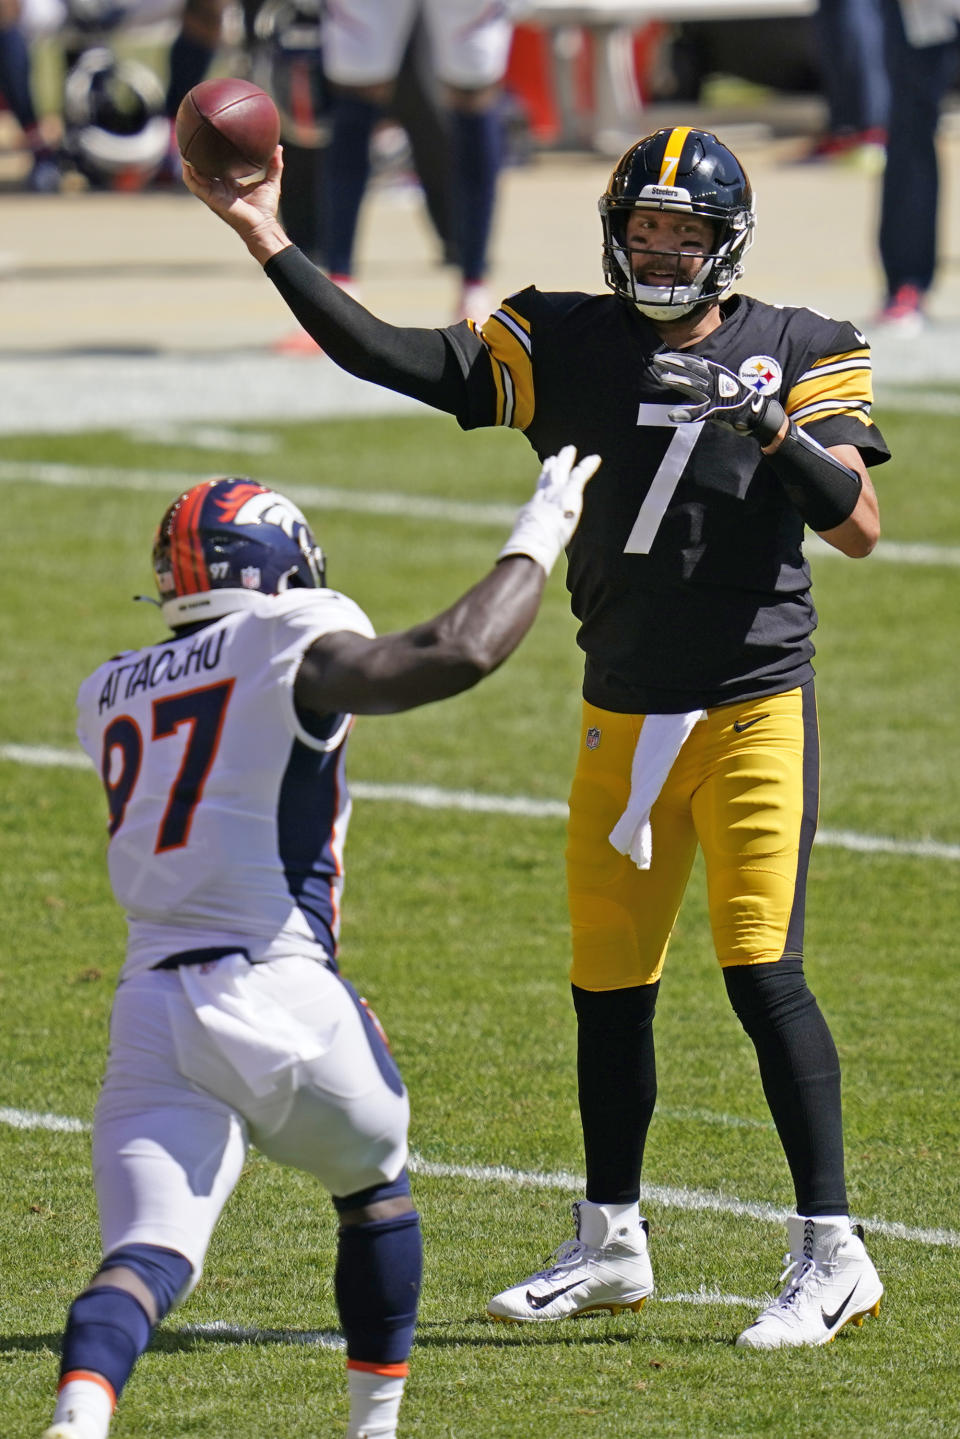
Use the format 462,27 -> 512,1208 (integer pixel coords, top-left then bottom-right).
785,348 -> 874,425
659,126 -> 692,187
479,304 -> 535,430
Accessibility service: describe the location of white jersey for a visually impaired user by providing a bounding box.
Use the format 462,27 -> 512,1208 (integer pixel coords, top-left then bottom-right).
76,589 -> 374,980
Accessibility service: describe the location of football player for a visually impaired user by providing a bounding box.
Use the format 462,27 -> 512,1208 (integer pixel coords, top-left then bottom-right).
41,448 -> 600,1439
182,125 -> 888,1349
318,0 -> 514,321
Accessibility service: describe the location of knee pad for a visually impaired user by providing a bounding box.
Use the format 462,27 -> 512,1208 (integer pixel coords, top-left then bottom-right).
723,956 -> 814,1033
332,1169 -> 412,1216
99,1242 -> 194,1320
572,981 -> 659,1039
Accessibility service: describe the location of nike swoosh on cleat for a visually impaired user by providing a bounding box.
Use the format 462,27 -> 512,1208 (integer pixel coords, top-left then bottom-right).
821,1284 -> 862,1330
526,1280 -> 584,1311
733,714 -> 769,733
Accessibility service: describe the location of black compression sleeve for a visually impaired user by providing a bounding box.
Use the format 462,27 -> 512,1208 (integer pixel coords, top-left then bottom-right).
764,420 -> 863,532
263,245 -> 470,414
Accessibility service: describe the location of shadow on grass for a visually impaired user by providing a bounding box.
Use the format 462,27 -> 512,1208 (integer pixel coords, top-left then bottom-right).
0,1317 -> 737,1357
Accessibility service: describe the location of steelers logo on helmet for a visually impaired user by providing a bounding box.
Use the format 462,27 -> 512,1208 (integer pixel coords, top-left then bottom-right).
153,478 -> 326,627
598,126 -> 755,321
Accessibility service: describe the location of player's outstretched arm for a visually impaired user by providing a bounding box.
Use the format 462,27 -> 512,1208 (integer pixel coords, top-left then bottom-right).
182,146 -> 462,412
295,447 -> 601,717
182,146 -> 291,263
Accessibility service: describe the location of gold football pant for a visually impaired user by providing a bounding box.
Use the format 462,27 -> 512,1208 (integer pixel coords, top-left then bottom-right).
567,685 -> 819,991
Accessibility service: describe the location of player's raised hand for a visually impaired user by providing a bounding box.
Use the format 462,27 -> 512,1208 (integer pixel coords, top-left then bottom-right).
498,445 -> 602,574
181,146 -> 286,252
649,351 -> 786,446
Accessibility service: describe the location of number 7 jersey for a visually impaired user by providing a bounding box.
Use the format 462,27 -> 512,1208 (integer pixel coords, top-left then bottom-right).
451,288 -> 890,713
76,589 -> 375,980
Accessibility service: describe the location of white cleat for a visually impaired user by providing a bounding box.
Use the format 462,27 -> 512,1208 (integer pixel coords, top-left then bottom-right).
487,1200 -> 654,1323
42,1426 -> 86,1439
736,1214 -> 883,1350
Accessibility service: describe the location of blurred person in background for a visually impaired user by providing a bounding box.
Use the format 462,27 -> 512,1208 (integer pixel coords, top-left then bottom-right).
250,2 -> 461,351
803,0 -> 888,170
16,0 -> 231,187
0,0 -> 61,189
876,0 -> 960,332
320,0 -> 514,323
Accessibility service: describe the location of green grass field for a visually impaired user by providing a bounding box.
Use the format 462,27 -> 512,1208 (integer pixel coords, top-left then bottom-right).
1,403 -> 958,1438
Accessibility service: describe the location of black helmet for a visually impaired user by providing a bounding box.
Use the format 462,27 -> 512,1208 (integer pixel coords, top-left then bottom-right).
598,126 -> 755,320
62,48 -> 170,187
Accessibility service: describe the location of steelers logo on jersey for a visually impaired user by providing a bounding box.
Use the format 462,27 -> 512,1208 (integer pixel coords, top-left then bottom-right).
738,355 -> 783,395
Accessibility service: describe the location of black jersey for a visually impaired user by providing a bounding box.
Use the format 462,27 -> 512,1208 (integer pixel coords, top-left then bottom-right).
447,290 -> 889,713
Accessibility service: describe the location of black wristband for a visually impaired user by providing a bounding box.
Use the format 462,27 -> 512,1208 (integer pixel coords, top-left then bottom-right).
763,422 -> 863,531
753,396 -> 787,447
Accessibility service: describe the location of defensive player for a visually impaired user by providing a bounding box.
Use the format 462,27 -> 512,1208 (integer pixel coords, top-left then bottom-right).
182,125 -> 888,1348
41,448 -> 600,1439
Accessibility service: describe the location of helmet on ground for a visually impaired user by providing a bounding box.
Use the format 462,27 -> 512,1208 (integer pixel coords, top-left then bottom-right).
62,47 -> 170,188
598,126 -> 755,321
153,479 -> 326,626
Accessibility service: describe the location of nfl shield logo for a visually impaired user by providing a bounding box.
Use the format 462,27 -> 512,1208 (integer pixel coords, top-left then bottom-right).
586,726 -> 601,750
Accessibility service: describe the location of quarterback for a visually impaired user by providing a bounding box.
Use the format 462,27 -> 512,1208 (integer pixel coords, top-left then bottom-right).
41,449 -> 599,1439
183,125 -> 887,1349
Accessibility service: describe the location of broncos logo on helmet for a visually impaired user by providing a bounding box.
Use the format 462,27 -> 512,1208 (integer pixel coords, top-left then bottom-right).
153,478 -> 326,627
598,126 -> 755,321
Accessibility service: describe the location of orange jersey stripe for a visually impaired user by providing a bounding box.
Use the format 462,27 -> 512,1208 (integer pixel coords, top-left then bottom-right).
658,126 -> 692,187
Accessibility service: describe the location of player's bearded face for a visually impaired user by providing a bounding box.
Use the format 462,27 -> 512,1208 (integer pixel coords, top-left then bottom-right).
624,211 -> 715,288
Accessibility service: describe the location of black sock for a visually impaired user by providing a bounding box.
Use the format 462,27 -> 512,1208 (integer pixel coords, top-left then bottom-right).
723,958 -> 847,1215
572,981 -> 659,1204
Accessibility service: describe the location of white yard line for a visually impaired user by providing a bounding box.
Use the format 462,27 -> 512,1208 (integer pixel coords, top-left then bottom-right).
3,1105 -> 958,1249
0,460 -> 958,565
3,744 -> 958,863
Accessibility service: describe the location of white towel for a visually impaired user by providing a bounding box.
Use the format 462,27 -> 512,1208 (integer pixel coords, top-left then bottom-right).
608,710 -> 705,869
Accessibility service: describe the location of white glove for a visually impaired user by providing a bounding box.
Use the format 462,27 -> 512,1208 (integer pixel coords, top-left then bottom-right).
498,445 -> 602,575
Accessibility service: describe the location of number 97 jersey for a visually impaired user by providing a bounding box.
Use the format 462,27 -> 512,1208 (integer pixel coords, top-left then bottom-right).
76,589 -> 375,980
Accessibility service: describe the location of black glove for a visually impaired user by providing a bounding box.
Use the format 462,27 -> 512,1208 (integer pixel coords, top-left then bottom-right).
649,351 -> 786,446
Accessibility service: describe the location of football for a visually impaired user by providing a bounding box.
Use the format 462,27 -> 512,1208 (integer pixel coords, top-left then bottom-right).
175,78 -> 281,184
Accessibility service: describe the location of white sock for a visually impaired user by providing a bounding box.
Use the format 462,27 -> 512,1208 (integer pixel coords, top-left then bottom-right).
576,1198 -> 643,1249
345,1367 -> 406,1439
50,1375 -> 114,1439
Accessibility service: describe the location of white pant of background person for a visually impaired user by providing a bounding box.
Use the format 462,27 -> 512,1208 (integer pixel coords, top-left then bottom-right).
94,954 -> 410,1280
19,0 -> 182,41
322,0 -> 514,88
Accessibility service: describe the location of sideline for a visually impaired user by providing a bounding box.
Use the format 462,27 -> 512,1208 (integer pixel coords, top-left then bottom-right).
3,1105 -> 958,1250
2,743 -> 959,863
1,460 -> 958,567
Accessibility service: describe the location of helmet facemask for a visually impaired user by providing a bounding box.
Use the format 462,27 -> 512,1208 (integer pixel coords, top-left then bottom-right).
601,200 -> 754,320
599,128 -> 756,321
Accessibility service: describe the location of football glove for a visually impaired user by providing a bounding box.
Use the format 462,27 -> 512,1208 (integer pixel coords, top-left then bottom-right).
498,445 -> 602,575
649,351 -> 786,446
